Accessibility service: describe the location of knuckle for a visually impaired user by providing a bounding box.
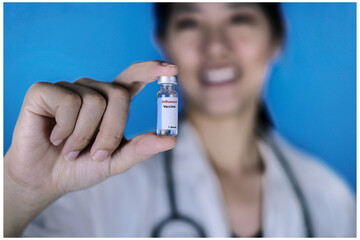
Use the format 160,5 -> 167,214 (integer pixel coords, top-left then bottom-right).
109,86 -> 130,103
60,126 -> 74,136
149,60 -> 161,65
131,60 -> 158,69
29,81 -> 50,93
131,61 -> 142,66
98,130 -> 123,146
125,62 -> 142,73
72,134 -> 93,146
128,61 -> 149,71
75,77 -> 94,84
84,92 -> 106,109
30,81 -> 44,89
62,93 -> 82,109
55,80 -> 70,85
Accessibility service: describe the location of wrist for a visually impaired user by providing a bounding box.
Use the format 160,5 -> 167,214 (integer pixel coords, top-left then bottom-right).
4,153 -> 61,237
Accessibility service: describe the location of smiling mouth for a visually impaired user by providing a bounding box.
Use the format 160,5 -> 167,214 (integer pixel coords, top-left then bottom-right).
201,66 -> 240,87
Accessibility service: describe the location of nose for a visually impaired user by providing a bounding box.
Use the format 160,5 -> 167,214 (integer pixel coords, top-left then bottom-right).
202,26 -> 230,61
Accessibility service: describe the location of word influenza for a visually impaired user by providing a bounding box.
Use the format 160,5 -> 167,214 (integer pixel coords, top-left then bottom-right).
162,100 -> 178,103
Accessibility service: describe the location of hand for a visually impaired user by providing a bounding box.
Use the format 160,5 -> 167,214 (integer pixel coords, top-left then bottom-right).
4,61 -> 177,236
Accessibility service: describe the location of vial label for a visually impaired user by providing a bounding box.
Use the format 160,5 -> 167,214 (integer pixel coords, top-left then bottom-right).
157,97 -> 178,131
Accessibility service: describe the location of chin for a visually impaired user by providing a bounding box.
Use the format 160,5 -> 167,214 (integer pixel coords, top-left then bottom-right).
202,100 -> 244,118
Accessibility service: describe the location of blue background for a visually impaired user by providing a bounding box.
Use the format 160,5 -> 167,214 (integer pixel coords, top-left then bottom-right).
4,3 -> 356,191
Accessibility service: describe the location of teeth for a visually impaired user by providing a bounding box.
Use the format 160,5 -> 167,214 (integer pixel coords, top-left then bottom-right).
206,67 -> 235,83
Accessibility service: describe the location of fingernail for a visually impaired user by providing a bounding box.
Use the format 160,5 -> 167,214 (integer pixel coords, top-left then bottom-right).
53,139 -> 63,146
160,61 -> 176,67
66,151 -> 80,161
93,150 -> 109,162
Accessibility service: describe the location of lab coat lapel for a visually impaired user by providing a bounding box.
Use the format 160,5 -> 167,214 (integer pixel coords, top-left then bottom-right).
173,121 -> 231,237
172,121 -> 307,237
258,137 -> 307,237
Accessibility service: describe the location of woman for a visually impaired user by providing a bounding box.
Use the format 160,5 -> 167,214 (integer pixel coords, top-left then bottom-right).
4,3 -> 355,237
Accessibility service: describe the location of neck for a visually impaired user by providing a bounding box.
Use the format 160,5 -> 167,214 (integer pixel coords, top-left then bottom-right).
187,102 -> 262,177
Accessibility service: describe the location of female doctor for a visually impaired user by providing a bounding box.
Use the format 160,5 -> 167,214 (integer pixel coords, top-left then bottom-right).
4,3 -> 355,237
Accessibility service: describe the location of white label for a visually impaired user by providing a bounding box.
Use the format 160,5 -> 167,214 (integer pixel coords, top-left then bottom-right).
157,97 -> 178,130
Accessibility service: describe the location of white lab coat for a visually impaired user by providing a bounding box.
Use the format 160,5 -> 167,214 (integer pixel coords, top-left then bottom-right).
23,121 -> 356,237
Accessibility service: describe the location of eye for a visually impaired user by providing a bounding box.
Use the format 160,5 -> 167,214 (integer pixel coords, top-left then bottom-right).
174,18 -> 199,31
230,13 -> 256,25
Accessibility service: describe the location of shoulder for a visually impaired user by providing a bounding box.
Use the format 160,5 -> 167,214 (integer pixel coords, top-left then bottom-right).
270,131 -> 355,237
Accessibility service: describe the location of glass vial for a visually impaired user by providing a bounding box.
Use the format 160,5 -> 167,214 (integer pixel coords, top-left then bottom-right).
156,76 -> 178,136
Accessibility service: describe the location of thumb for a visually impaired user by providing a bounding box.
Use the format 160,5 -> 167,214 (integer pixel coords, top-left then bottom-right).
110,133 -> 177,176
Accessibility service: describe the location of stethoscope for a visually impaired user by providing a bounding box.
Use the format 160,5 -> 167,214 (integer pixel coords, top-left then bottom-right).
151,128 -> 314,237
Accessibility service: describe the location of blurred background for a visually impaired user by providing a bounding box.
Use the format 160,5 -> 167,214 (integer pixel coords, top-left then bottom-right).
4,3 -> 356,192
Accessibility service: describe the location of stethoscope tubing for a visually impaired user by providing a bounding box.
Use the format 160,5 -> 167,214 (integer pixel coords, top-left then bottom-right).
151,129 -> 313,237
151,150 -> 207,237
260,131 -> 314,237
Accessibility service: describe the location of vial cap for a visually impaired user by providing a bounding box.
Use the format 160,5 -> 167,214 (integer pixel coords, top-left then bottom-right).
158,76 -> 177,85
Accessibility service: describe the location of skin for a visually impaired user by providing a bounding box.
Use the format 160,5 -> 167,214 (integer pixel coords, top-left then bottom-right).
4,61 -> 177,236
4,3 -> 280,237
160,3 -> 280,236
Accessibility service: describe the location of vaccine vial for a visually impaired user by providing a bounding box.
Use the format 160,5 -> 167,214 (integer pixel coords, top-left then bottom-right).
156,76 -> 178,136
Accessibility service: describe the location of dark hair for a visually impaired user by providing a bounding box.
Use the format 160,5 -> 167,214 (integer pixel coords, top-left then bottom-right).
153,3 -> 286,131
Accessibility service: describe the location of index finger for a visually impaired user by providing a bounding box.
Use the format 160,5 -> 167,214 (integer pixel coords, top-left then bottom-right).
113,60 -> 178,98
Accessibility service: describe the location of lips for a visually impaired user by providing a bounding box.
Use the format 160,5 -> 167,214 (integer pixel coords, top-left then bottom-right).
201,65 -> 240,86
